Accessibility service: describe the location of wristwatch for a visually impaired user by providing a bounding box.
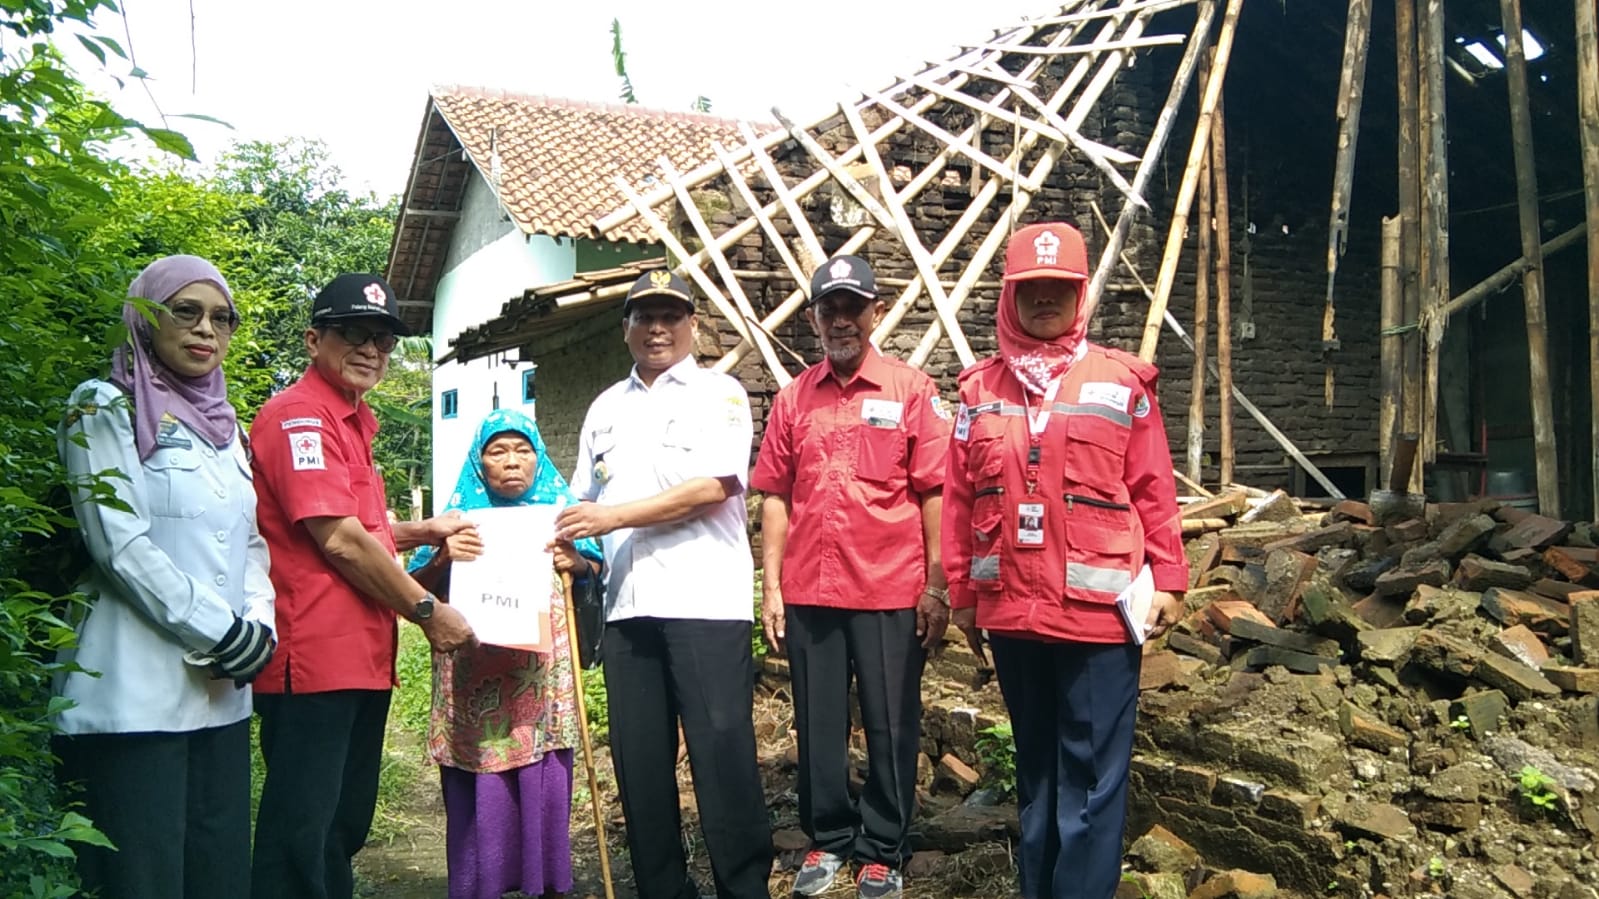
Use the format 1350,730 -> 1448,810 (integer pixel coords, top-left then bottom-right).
411,592 -> 437,622
923,585 -> 950,607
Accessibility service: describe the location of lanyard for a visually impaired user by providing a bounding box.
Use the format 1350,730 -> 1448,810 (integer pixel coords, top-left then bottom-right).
1020,377 -> 1062,494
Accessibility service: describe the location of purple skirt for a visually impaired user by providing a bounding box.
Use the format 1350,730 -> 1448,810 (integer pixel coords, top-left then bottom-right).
441,750 -> 575,899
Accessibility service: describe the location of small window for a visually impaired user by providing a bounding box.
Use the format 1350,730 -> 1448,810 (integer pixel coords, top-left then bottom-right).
522,369 -> 537,404
440,389 -> 458,419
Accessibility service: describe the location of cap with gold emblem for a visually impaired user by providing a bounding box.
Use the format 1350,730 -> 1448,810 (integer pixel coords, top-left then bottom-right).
623,270 -> 695,316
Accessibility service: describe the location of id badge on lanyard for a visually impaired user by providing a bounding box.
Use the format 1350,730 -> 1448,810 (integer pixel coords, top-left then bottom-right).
1017,378 -> 1061,549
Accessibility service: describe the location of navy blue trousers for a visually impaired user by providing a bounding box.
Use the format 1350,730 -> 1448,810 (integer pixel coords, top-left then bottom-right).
988,635 -> 1141,899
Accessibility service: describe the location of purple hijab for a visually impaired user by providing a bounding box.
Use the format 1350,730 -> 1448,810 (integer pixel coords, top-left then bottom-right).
110,255 -> 239,460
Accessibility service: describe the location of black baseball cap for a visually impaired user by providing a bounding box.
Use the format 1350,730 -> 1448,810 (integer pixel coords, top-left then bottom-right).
310,274 -> 412,336
809,255 -> 878,303
623,270 -> 696,316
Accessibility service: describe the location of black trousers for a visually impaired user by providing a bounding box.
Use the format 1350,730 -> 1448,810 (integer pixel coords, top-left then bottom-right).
989,636 -> 1141,899
54,719 -> 252,899
250,689 -> 391,899
604,617 -> 773,899
785,605 -> 926,869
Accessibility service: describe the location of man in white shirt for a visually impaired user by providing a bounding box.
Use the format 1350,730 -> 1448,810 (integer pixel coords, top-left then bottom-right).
556,270 -> 772,899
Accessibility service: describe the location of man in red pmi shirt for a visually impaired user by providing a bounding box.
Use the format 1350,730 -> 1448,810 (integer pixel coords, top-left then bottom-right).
752,255 -> 950,899
248,274 -> 474,899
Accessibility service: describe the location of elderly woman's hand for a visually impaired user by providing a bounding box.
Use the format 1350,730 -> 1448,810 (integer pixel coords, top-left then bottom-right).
442,524 -> 483,563
546,539 -> 592,574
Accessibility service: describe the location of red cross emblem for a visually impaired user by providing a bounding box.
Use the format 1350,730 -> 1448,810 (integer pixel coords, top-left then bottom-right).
363,283 -> 386,305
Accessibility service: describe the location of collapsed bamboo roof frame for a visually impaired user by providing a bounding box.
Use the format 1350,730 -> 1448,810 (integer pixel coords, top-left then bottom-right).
595,0 -> 1209,389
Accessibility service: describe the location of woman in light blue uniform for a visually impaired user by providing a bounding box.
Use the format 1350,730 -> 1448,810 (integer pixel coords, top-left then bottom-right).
53,255 -> 276,899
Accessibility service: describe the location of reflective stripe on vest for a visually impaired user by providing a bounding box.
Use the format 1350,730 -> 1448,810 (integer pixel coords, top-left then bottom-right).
1066,560 -> 1133,594
1049,402 -> 1132,429
971,555 -> 1000,581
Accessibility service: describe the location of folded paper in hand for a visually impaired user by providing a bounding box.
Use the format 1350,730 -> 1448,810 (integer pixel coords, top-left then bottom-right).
1115,564 -> 1155,645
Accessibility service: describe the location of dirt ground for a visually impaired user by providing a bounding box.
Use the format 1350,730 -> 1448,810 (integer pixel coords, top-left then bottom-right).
352,670 -> 1022,899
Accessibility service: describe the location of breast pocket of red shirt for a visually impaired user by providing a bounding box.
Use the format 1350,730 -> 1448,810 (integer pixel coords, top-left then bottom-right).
856,425 -> 906,484
347,465 -> 388,532
1063,413 -> 1132,498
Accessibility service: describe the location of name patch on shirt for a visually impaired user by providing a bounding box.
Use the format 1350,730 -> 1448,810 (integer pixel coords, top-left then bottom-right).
861,399 -> 904,429
289,431 -> 326,471
280,416 -> 323,430
1078,382 -> 1132,413
954,403 -> 971,441
155,412 -> 192,449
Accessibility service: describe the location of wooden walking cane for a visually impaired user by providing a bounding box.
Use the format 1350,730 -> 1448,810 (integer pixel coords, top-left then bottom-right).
561,570 -> 615,899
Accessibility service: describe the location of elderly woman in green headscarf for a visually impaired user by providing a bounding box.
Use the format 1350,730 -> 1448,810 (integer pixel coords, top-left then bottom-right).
409,409 -> 602,899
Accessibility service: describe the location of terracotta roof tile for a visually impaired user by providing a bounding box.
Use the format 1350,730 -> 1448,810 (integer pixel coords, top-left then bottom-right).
431,86 -> 762,243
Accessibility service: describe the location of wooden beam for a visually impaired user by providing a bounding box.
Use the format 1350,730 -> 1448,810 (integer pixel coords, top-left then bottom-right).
655,156 -> 793,387
1135,0 -> 1244,361
838,101 -> 978,366
1029,0 -> 1199,25
1417,0 -> 1449,466
1439,223 -> 1586,320
907,6 -> 1154,366
1500,0 -> 1560,516
1211,82 -> 1236,487
857,86 -> 1036,190
711,142 -> 810,295
772,108 -> 900,240
1379,216 -> 1403,485
968,33 -> 1186,55
1188,54 -> 1215,486
1323,0 -> 1374,407
611,176 -> 768,370
1007,84 -> 1147,208
1579,0 -> 1599,518
401,207 -> 461,220
1173,468 -> 1214,497
1083,0 -> 1218,321
1395,0 -> 1423,493
1111,242 -> 1345,498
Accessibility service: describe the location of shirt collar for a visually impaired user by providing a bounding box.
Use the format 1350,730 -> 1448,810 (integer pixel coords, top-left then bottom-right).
627,354 -> 700,391
821,345 -> 888,389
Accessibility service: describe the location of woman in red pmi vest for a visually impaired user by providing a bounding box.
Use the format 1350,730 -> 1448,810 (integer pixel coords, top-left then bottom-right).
941,222 -> 1189,899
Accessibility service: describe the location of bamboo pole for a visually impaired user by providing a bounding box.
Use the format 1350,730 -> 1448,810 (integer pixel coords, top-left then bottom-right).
1173,468 -> 1214,497
838,100 -> 978,366
1417,0 -> 1449,467
561,572 -> 615,899
858,86 -> 1035,189
1578,0 -> 1599,519
908,8 -> 1157,366
1136,0 -> 1246,361
1188,54 -> 1215,486
1324,0 -> 1374,407
1083,0 -> 1219,321
711,143 -> 811,291
901,9 -> 1149,366
1396,0 -> 1423,493
1500,0 -> 1560,516
968,33 -> 1185,55
611,177 -> 767,361
656,156 -> 793,386
1435,228 -> 1588,319
1211,86 -> 1236,487
593,37 -> 1021,236
1379,216 -> 1403,486
1106,235 -> 1345,497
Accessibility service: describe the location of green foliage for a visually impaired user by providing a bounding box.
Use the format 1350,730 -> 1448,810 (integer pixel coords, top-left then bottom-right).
609,18 -> 637,104
392,623 -> 433,737
1517,764 -> 1560,813
367,338 -> 434,520
583,665 -> 609,744
1449,714 -> 1471,732
975,722 -> 1017,798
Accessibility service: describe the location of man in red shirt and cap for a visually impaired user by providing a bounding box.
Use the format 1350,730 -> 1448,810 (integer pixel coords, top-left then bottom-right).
752,255 -> 951,899
248,273 -> 475,899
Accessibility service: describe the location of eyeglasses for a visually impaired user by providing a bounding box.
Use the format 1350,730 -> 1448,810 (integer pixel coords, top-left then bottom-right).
326,324 -> 399,353
166,302 -> 241,335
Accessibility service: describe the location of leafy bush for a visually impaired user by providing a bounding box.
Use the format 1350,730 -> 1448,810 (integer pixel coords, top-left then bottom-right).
1516,764 -> 1560,814
975,722 -> 1017,798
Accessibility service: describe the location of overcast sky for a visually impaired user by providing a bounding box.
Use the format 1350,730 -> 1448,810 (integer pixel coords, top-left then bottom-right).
70,0 -> 1053,196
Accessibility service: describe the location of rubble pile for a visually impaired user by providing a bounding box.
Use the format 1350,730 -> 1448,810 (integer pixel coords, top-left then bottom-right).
1126,488 -> 1599,897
